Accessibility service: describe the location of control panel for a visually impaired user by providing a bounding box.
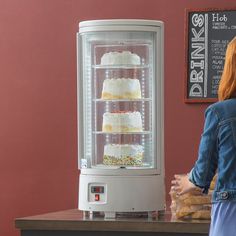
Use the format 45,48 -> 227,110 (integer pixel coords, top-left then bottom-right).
88,183 -> 106,203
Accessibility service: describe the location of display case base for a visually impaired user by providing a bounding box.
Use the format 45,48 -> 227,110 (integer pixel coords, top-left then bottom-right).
79,174 -> 165,215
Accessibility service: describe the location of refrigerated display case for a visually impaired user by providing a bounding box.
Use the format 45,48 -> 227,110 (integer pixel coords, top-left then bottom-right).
77,20 -> 165,218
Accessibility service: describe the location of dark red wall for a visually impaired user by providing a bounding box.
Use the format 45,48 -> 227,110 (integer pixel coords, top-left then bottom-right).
1,0 -> 235,235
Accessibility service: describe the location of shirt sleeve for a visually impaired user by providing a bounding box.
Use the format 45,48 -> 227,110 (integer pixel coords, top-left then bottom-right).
188,106 -> 219,193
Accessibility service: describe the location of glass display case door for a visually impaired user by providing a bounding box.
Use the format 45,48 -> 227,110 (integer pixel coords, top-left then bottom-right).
79,30 -> 161,172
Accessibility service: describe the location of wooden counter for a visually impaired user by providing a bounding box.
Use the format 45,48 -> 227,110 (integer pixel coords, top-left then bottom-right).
15,209 -> 210,236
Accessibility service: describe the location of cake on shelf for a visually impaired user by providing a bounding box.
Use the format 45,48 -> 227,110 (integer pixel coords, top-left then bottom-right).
102,111 -> 143,132
100,51 -> 141,65
103,144 -> 143,166
101,78 -> 141,99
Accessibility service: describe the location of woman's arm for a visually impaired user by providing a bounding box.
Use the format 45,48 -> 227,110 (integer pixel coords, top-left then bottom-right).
174,106 -> 219,195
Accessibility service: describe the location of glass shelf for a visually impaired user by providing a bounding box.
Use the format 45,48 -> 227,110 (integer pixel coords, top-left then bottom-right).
92,64 -> 149,69
93,131 -> 152,135
94,98 -> 151,102
93,163 -> 152,169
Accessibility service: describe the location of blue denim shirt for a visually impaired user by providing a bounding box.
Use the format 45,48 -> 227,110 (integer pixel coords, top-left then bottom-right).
189,98 -> 236,202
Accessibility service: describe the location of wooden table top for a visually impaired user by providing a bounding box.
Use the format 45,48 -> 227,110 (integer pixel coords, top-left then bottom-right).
15,209 -> 210,234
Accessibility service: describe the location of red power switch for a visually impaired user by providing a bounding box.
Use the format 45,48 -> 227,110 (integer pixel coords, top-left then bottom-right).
95,194 -> 100,201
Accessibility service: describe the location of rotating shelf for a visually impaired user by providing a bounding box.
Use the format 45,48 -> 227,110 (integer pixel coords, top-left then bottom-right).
92,64 -> 149,69
93,131 -> 151,135
93,163 -> 152,169
94,98 -> 151,102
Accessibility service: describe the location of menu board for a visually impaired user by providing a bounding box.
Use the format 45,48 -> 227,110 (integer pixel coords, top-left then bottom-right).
185,8 -> 236,103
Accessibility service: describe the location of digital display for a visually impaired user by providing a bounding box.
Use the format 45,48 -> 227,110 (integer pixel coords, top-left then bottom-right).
91,186 -> 104,193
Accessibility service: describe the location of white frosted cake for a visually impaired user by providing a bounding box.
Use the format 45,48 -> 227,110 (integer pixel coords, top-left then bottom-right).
102,111 -> 143,132
101,78 -> 141,99
100,51 -> 141,65
103,144 -> 144,166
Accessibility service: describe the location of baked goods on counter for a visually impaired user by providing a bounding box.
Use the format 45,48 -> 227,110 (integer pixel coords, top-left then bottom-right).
169,174 -> 217,220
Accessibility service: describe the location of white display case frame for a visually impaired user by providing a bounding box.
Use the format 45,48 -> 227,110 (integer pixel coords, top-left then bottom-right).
77,19 -> 165,218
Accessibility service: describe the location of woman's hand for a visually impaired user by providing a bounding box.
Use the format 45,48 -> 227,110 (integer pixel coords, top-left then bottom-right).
171,174 -> 197,195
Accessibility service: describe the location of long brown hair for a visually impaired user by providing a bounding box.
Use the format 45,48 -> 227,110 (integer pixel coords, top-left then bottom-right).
218,37 -> 236,101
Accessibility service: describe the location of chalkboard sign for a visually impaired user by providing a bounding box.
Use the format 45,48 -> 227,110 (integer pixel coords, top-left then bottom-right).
185,8 -> 236,103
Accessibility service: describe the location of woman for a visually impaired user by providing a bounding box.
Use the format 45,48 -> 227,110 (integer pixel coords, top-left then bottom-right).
173,36 -> 236,236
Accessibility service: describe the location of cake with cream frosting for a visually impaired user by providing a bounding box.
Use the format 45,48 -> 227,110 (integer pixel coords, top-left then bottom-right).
103,144 -> 143,166
102,111 -> 143,133
100,51 -> 141,65
101,78 -> 141,99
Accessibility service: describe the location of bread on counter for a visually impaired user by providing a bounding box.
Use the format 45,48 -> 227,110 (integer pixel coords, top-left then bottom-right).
169,174 -> 217,220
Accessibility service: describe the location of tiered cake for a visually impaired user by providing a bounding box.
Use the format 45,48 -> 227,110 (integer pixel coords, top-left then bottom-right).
102,111 -> 143,133
103,144 -> 143,166
101,78 -> 141,99
101,51 -> 144,166
100,51 -> 141,65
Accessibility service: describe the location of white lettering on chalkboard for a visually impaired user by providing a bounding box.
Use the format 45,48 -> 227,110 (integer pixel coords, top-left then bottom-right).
190,70 -> 203,83
191,28 -> 205,42
191,43 -> 205,59
189,84 -> 203,97
191,60 -> 204,69
192,14 -> 204,27
212,13 -> 227,22
189,13 -> 207,98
